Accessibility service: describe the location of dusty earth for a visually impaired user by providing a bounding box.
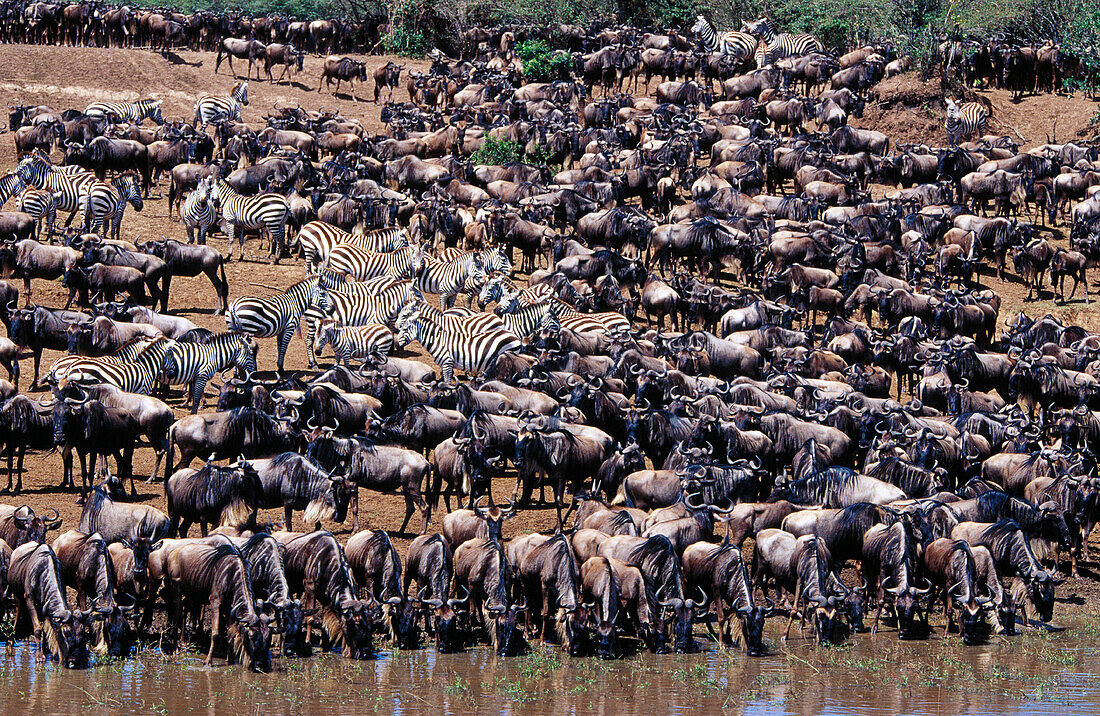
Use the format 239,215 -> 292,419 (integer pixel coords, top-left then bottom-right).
1,43 -> 1100,612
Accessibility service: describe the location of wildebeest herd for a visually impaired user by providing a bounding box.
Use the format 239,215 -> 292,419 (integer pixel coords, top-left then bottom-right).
0,10 -> 1098,680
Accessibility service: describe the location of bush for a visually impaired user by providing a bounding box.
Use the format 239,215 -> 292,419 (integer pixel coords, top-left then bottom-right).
517,39 -> 571,81
470,137 -> 525,165
381,0 -> 432,56
469,137 -> 555,166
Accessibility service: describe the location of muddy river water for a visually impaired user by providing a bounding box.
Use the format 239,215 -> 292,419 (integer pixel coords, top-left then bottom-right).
3,619 -> 1099,715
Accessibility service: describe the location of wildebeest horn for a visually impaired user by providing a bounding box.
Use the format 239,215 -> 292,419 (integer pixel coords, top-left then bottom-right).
44,507 -> 62,530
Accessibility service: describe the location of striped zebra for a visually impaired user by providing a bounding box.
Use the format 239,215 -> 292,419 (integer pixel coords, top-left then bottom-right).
15,155 -> 97,226
322,242 -> 425,282
225,275 -> 318,372
181,176 -> 217,245
301,279 -> 415,366
742,17 -> 823,67
692,15 -> 758,67
194,81 -> 249,129
395,306 -> 522,383
160,332 -> 258,412
84,98 -> 165,125
0,172 -> 27,207
212,177 -> 290,263
16,187 -> 56,241
497,301 -> 561,338
398,299 -> 511,338
945,98 -> 990,147
297,221 -> 409,273
80,172 -> 143,240
416,245 -> 511,309
49,336 -> 174,394
315,319 -> 394,366
502,295 -> 631,335
477,273 -> 582,309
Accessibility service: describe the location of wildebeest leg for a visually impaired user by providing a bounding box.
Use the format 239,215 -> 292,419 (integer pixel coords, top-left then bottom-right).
871,588 -> 886,635
60,445 -> 73,489
205,598 -> 220,665
15,448 -> 26,493
350,488 -> 360,533
26,599 -> 45,661
783,588 -> 800,640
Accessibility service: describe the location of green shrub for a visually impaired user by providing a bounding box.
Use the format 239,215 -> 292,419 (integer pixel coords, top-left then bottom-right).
470,137 -> 525,165
517,39 -> 571,81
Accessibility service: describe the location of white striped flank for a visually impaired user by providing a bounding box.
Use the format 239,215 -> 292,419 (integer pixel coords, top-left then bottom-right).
226,276 -> 317,371
213,178 -> 290,262
49,336 -> 174,393
84,98 -> 165,125
322,243 -> 425,281
297,221 -> 409,273
396,308 -> 521,382
194,81 -> 249,128
315,320 -> 394,365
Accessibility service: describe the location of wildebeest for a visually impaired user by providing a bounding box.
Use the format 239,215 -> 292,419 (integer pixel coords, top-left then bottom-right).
248,452 -> 350,531
7,541 -> 98,668
275,530 -> 376,659
163,540 -> 273,670
166,458 -> 263,536
320,56 -> 369,100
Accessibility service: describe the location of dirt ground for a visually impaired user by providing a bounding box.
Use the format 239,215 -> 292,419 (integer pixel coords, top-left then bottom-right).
2,44 -> 1100,618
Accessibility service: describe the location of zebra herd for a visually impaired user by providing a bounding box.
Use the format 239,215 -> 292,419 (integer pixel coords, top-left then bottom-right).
692,16 -> 824,71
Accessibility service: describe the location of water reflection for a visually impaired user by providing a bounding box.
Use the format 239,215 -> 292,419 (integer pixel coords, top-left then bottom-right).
0,624 -> 1094,716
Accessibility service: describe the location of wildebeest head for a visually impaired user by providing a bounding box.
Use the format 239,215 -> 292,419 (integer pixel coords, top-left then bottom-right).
488,599 -> 528,656
9,505 -> 62,546
996,591 -> 1017,635
659,586 -> 706,653
884,577 -> 929,640
341,599 -> 376,659
810,595 -> 842,644
423,585 -> 468,653
1021,571 -> 1061,624
738,605 -> 767,656
51,609 -> 98,669
94,600 -> 135,658
273,598 -> 312,657
232,603 -> 274,672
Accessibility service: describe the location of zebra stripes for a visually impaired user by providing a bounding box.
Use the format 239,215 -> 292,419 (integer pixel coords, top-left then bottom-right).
415,245 -> 511,309
478,273 -> 580,310
297,221 -> 409,273
322,243 -> 425,282
497,301 -> 561,337
15,155 -> 97,224
945,99 -> 990,147
212,177 -> 290,262
395,306 -> 522,383
17,187 -> 56,242
194,81 -> 249,128
225,275 -> 318,372
84,99 -> 165,125
49,336 -> 174,394
81,173 -> 143,240
742,17 -> 823,67
301,279 -> 415,366
493,290 -> 632,335
399,299 -> 511,337
315,320 -> 394,365
692,15 -> 758,66
161,332 -> 258,412
0,172 -> 27,207
181,176 -> 217,245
